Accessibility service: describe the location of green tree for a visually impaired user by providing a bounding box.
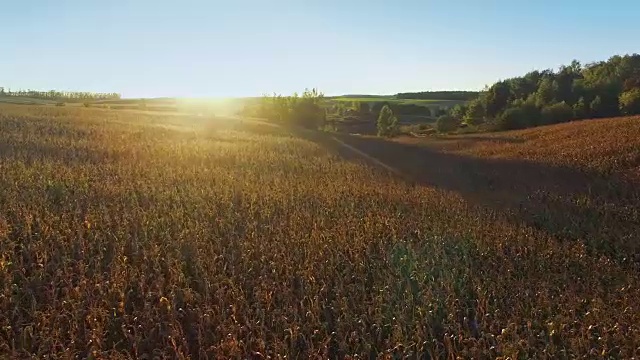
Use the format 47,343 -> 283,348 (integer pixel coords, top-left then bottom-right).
619,88 -> 640,115
255,88 -> 325,128
377,105 -> 398,137
291,88 -> 326,128
463,98 -> 485,125
515,99 -> 541,127
485,81 -> 511,118
496,100 -> 541,130
450,104 -> 468,120
540,101 -> 573,125
623,76 -> 640,91
436,115 -> 460,133
590,95 -> 603,117
535,77 -> 557,107
573,97 -> 589,119
554,63 -> 582,104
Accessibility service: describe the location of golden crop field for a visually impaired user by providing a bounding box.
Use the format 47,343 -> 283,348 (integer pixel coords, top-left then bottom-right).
1,104 -> 639,358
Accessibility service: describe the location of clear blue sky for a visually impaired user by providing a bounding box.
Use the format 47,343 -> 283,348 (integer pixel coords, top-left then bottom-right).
1,0 -> 639,98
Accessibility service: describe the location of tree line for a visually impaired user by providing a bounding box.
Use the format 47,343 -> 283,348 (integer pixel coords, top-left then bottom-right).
443,53 -> 640,131
0,88 -> 121,102
240,91 -> 452,137
240,88 -> 326,129
243,53 -> 640,136
395,91 -> 479,101
329,101 -> 446,118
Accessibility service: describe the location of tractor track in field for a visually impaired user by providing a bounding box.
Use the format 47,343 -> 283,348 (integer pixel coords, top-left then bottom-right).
328,135 -> 409,180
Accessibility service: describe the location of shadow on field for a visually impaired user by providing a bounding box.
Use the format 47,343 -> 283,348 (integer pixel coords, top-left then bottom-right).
321,133 -> 640,269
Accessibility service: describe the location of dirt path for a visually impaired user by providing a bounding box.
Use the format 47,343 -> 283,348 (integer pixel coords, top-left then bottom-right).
328,135 -> 408,180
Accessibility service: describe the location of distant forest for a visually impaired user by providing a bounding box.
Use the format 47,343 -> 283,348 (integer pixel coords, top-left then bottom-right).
0,88 -> 121,102
395,91 -> 480,101
444,54 -> 640,131
335,92 -> 480,101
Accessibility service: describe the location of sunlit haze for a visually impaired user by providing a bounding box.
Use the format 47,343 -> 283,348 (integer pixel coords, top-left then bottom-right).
2,0 -> 639,98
